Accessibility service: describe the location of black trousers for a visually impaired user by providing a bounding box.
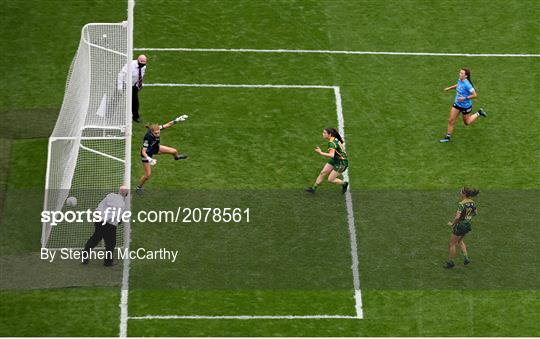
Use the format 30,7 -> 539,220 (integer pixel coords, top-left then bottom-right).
132,85 -> 140,120
83,222 -> 117,266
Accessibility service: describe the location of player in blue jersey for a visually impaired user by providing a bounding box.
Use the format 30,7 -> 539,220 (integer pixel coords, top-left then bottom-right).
136,115 -> 188,194
439,68 -> 488,143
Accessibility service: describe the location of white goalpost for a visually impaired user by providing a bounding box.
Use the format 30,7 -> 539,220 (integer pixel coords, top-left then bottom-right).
41,5 -> 133,250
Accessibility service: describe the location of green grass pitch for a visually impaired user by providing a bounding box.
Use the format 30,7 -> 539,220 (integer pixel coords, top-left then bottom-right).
1,0 -> 539,336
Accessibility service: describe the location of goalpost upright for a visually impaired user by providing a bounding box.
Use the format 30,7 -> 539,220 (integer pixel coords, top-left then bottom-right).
124,0 -> 134,238
120,0 -> 134,337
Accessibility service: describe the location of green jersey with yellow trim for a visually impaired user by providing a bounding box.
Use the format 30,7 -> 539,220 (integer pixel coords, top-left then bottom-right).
457,199 -> 477,222
327,137 -> 348,162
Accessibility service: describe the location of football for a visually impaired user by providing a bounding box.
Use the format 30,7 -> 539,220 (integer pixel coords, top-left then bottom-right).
65,196 -> 77,207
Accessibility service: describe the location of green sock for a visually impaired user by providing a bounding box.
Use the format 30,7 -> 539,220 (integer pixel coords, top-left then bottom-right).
463,254 -> 469,260
312,184 -> 318,190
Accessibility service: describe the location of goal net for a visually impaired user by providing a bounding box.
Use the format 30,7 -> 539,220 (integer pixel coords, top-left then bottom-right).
42,22 -> 132,249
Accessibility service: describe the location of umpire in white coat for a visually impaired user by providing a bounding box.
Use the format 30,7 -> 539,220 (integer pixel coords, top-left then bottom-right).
117,55 -> 147,122
82,186 -> 128,266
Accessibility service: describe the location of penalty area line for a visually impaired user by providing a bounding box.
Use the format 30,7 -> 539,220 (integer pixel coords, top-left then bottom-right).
334,86 -> 363,319
140,83 -> 364,320
128,314 -> 359,320
145,83 -> 335,89
134,47 -> 540,58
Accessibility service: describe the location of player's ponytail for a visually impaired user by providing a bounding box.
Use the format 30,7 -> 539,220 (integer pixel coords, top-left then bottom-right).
461,67 -> 474,88
325,127 -> 344,144
145,123 -> 160,131
461,187 -> 480,198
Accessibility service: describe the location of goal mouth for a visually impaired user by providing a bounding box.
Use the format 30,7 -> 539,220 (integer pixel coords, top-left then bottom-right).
42,23 -> 132,250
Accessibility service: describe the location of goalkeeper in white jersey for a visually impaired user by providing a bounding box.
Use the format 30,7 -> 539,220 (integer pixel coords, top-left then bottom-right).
136,115 -> 188,194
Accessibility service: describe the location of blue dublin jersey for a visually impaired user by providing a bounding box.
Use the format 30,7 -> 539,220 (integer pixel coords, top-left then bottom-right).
454,79 -> 475,108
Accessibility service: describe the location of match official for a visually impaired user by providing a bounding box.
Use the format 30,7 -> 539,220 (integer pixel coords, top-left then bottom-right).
82,186 -> 128,266
118,54 -> 147,122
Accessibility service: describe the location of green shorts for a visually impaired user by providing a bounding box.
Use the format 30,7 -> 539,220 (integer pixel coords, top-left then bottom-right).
453,221 -> 472,236
328,158 -> 349,173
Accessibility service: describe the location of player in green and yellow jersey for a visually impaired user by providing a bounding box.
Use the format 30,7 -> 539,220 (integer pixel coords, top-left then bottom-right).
306,128 -> 349,194
444,187 -> 480,269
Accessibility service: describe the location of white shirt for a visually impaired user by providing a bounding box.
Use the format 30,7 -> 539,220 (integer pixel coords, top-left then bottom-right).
95,193 -> 126,226
117,60 -> 146,90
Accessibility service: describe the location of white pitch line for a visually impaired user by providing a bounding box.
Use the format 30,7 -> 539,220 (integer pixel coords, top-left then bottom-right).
334,86 -> 363,319
119,289 -> 129,337
119,180 -> 133,338
134,47 -> 540,58
129,314 -> 358,320
145,83 -> 334,89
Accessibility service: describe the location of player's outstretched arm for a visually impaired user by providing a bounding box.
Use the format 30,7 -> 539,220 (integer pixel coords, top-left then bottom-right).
444,84 -> 457,91
161,114 -> 189,129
